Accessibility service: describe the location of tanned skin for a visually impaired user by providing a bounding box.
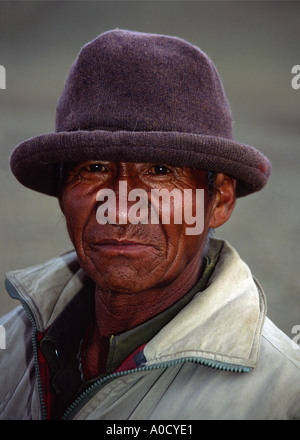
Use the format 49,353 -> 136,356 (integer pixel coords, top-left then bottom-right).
59,161 -> 236,377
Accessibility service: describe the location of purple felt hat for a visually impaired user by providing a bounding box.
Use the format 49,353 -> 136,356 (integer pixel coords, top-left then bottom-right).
10,29 -> 271,197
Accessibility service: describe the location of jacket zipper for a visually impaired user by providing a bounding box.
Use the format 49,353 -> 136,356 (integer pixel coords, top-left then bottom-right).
5,279 -> 48,420
61,357 -> 251,420
5,278 -> 252,421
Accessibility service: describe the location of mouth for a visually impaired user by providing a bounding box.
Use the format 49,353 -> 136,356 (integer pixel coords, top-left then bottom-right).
91,238 -> 153,255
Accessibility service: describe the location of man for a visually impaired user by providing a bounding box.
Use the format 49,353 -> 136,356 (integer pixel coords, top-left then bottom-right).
1,29 -> 300,420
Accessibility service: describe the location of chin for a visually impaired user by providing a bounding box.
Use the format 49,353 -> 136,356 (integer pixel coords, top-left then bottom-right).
95,279 -> 147,295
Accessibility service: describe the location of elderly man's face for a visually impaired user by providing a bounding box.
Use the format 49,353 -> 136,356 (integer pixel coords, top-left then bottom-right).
60,161 -> 223,294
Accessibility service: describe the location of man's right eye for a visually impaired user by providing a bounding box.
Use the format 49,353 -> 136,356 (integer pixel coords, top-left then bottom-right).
84,163 -> 107,173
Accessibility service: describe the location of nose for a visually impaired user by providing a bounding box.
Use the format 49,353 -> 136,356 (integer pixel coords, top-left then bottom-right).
115,179 -> 133,225
116,177 -> 151,225
96,175 -> 150,226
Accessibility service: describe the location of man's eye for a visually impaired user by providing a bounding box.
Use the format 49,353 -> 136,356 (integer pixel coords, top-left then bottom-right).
150,165 -> 172,175
84,163 -> 107,173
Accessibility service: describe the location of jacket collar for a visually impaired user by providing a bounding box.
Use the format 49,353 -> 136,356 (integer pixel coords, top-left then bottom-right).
5,250 -> 85,331
144,239 -> 267,370
5,239 -> 266,371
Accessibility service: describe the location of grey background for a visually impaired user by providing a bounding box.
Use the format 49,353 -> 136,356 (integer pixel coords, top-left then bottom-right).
0,0 -> 299,336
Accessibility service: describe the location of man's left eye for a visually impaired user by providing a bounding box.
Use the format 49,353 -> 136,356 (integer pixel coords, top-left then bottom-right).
150,165 -> 172,175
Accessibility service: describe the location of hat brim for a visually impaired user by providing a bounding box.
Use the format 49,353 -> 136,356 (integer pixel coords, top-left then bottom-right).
10,130 -> 271,198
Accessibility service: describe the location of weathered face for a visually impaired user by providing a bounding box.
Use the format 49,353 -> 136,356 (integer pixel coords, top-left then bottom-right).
59,161 -> 218,294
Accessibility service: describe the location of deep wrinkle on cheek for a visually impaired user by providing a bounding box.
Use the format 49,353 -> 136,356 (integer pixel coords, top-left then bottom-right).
61,184 -> 96,260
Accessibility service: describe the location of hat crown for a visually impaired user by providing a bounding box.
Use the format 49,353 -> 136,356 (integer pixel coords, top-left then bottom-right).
56,29 -> 233,139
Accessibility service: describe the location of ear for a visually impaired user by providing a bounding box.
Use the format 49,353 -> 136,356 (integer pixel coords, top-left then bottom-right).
208,173 -> 236,229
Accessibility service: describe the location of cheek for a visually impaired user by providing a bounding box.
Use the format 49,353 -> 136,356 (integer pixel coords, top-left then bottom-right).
161,191 -> 211,269
61,186 -> 95,246
163,222 -> 203,264
163,188 -> 208,243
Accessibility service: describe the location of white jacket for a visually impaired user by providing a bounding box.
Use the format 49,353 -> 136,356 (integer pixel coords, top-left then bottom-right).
1,239 -> 300,420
